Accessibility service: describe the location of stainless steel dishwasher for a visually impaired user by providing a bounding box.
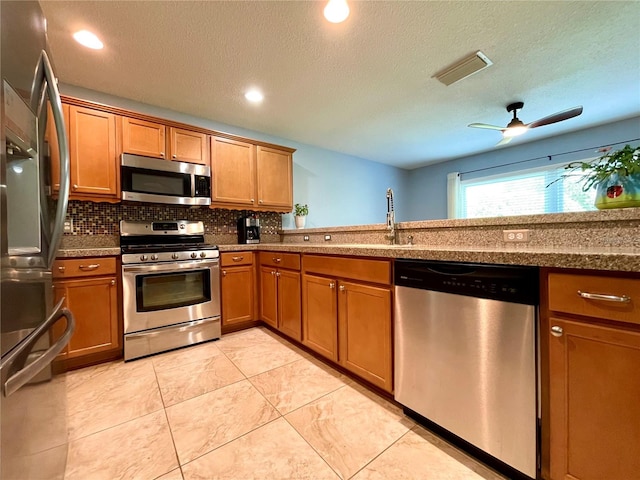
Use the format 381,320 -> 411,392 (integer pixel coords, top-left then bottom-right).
394,259 -> 539,480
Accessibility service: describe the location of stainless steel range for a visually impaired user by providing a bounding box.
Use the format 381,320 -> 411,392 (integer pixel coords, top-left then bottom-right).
120,220 -> 221,361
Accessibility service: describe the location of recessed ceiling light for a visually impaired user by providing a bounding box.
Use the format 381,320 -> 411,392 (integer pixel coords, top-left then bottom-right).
245,89 -> 264,103
73,30 -> 104,50
324,0 -> 349,23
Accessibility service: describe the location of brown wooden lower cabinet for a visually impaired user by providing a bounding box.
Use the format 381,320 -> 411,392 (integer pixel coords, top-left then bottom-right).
220,252 -> 255,327
301,255 -> 393,393
259,266 -> 301,340
52,257 -> 120,369
548,317 -> 640,480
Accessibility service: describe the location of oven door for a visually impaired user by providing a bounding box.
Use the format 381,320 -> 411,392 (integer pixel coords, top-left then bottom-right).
122,259 -> 220,334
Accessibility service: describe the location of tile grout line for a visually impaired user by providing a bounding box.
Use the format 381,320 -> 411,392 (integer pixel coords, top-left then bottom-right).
345,428 -> 414,480
150,359 -> 185,479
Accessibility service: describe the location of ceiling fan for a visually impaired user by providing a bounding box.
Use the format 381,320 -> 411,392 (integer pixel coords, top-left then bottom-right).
468,102 -> 583,146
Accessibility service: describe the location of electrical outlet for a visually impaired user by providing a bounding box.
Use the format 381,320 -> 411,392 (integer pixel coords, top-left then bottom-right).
63,218 -> 73,233
503,229 -> 530,242
303,235 -> 310,241
324,235 -> 331,241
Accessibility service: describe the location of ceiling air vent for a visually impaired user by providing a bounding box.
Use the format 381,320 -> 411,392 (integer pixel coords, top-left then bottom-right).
435,51 -> 493,86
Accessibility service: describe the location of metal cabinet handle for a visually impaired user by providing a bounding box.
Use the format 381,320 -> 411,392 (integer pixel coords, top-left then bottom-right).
250,198 -> 255,203
160,151 -> 165,157
72,184 -> 78,190
172,154 -> 177,159
329,282 -> 335,289
232,256 -> 244,262
551,326 -> 563,337
273,257 -> 281,263
57,266 -> 65,272
339,285 -> 345,292
270,271 -> 275,276
222,270 -> 227,276
577,290 -> 631,303
79,264 -> 100,271
259,199 -> 264,204
276,272 -> 281,277
110,279 -> 115,286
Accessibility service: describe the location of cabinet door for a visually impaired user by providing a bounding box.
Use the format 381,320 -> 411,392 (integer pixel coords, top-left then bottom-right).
55,276 -> 119,359
68,106 -> 119,199
221,266 -> 254,325
549,318 -> 640,480
169,127 -> 208,165
259,266 -> 278,329
210,136 -> 256,208
122,117 -> 166,159
338,281 -> 392,392
256,145 -> 292,210
278,269 -> 301,341
302,274 -> 337,361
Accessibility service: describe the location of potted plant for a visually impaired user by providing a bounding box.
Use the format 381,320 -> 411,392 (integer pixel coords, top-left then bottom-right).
294,203 -> 309,229
561,144 -> 640,210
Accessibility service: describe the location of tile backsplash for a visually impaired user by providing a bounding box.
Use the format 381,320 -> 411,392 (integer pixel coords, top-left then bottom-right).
66,201 -> 282,236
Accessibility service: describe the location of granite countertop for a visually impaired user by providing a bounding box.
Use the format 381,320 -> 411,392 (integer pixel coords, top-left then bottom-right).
57,243 -> 640,272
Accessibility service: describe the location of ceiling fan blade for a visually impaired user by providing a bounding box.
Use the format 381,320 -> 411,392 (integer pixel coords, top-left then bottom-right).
527,106 -> 583,129
468,123 -> 505,131
496,136 -> 513,146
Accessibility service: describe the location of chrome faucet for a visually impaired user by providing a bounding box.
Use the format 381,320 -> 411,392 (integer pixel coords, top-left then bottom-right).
385,188 -> 396,244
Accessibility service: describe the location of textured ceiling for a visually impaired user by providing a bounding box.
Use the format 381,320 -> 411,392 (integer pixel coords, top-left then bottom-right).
40,1 -> 640,170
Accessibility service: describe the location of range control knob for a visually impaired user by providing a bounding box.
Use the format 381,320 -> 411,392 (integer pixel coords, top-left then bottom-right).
172,253 -> 179,260
179,223 -> 185,230
191,252 -> 198,259
150,254 -> 158,261
200,252 -> 207,258
140,255 -> 148,261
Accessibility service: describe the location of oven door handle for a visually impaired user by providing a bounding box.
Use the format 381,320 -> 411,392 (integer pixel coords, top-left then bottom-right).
122,260 -> 219,274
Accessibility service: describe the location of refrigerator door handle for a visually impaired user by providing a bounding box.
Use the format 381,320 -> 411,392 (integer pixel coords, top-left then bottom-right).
38,51 -> 70,269
1,298 -> 75,397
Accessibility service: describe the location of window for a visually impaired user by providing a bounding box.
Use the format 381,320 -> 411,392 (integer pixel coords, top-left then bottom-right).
449,164 -> 597,219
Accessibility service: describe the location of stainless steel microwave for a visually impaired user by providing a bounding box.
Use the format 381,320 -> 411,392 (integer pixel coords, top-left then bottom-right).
121,154 -> 211,206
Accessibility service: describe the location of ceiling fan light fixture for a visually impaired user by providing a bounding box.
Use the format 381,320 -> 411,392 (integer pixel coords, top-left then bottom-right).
434,51 -> 493,86
324,0 -> 350,23
503,125 -> 528,138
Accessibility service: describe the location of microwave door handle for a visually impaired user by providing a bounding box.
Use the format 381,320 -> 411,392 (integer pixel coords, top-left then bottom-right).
191,173 -> 195,197
1,298 -> 75,397
37,51 -> 70,269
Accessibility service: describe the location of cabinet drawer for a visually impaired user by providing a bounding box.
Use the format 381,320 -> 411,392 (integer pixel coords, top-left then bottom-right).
221,252 -> 254,267
548,273 -> 640,325
302,254 -> 391,285
259,252 -> 300,270
53,257 -> 117,278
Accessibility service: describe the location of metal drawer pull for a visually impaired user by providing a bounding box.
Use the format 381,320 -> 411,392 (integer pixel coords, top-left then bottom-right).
79,264 -> 100,271
273,257 -> 281,263
58,266 -> 66,272
232,256 -> 244,262
551,326 -> 563,337
339,285 -> 345,292
276,272 -> 281,277
222,270 -> 227,276
577,291 -> 631,303
329,282 -> 335,289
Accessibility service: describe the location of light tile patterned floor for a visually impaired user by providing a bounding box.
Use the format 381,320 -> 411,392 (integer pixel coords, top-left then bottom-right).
62,327 -> 506,480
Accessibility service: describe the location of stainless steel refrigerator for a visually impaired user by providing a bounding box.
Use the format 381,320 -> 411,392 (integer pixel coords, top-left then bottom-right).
1,1 -> 75,478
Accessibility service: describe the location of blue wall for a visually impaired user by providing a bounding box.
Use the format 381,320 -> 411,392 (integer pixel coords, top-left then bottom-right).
405,116 -> 640,220
60,84 -> 410,228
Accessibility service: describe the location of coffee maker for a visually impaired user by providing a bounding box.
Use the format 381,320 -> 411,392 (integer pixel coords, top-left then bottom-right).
237,215 -> 260,244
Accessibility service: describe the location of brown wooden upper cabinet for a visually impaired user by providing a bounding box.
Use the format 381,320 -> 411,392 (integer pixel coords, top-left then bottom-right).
121,117 -> 166,159
50,104 -> 120,202
210,136 -> 293,212
168,127 -> 208,165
